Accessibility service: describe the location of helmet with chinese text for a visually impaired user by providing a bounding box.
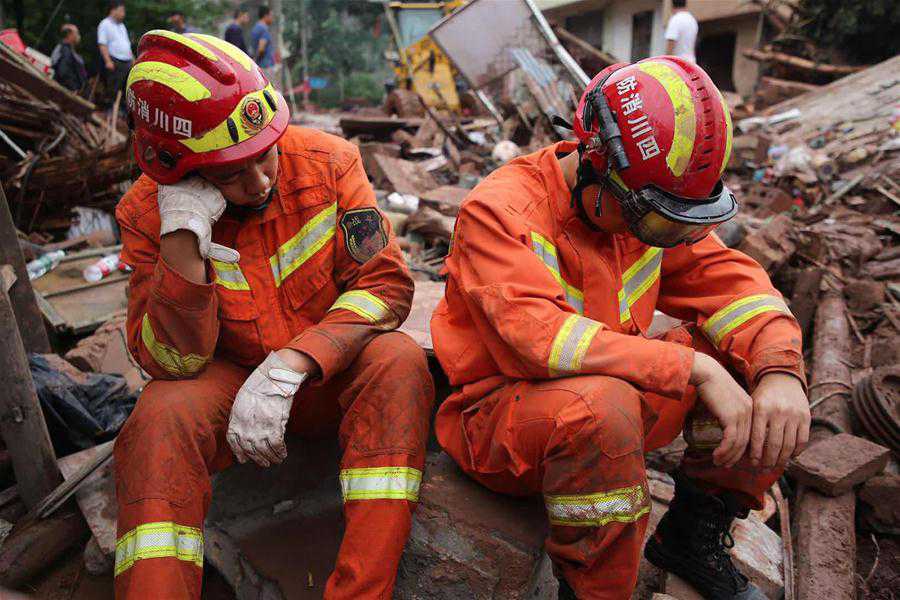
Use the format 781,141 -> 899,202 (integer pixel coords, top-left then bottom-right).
572,57 -> 737,247
126,30 -> 289,184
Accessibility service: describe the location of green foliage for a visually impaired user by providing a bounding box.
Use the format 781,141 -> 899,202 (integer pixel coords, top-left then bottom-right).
798,0 -> 900,64
283,0 -> 390,105
1,0 -> 228,72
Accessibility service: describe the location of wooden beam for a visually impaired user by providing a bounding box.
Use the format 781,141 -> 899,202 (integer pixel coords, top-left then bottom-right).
0,186 -> 50,354
0,287 -> 62,508
743,48 -> 863,76
794,292 -> 856,600
551,25 -> 618,68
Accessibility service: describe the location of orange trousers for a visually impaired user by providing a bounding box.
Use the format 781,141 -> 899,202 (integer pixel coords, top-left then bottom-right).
435,327 -> 783,600
114,332 -> 434,600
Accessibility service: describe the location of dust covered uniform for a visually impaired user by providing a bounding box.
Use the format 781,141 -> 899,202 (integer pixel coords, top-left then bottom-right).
114,126 -> 433,599
431,141 -> 804,598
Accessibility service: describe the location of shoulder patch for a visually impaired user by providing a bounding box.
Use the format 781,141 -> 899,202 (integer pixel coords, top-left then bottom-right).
340,208 -> 387,264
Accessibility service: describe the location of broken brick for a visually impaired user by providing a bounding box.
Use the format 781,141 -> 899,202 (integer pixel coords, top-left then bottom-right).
843,279 -> 885,312
737,214 -> 796,272
788,433 -> 890,496
858,473 -> 900,532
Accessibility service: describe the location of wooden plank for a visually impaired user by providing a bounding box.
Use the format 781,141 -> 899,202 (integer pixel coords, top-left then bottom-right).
0,41 -> 95,118
0,289 -> 62,508
0,187 -> 50,353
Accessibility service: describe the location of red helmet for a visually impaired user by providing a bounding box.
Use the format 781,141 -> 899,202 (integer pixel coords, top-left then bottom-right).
126,30 -> 289,184
572,57 -> 736,247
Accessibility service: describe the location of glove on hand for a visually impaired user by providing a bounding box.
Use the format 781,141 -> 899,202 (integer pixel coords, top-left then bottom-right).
227,351 -> 307,467
157,177 -> 240,263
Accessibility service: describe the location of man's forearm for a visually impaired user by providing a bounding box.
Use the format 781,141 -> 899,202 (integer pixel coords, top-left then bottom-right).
99,44 -> 112,62
160,230 -> 207,284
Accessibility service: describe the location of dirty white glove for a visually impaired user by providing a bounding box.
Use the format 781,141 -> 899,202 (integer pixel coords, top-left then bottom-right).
157,177 -> 240,263
227,352 -> 307,467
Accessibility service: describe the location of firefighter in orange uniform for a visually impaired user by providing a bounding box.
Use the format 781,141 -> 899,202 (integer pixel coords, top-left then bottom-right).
431,58 -> 810,600
114,31 -> 433,598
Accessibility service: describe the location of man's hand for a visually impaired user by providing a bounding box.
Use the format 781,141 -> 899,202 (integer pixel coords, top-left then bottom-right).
690,353 -> 753,468
105,59 -> 115,71
157,177 -> 239,263
227,351 -> 309,468
750,373 -> 810,468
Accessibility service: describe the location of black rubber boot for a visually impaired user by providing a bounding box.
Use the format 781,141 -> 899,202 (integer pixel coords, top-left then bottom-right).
644,470 -> 767,600
557,576 -> 579,600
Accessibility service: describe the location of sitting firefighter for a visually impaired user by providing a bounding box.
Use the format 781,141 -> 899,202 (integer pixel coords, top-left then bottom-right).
431,58 -> 810,600
113,31 -> 433,599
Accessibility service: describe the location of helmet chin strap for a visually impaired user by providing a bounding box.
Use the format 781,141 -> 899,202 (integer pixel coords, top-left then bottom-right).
571,143 -> 605,232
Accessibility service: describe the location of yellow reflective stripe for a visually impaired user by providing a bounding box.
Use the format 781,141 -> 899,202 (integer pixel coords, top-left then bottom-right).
269,202 -> 337,286
211,260 -> 250,291
180,84 -> 278,153
140,314 -> 210,376
618,247 -> 662,323
126,61 -> 211,101
530,231 -> 584,314
638,61 -> 696,177
145,29 -> 219,62
114,521 -> 203,577
187,33 -> 253,71
702,294 -> 792,345
549,314 -> 601,376
718,89 -> 733,175
329,290 -> 391,323
545,484 -> 650,527
340,467 -> 422,502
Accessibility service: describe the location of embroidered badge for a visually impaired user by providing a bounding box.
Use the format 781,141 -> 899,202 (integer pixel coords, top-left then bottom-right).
240,97 -> 266,133
340,208 -> 387,264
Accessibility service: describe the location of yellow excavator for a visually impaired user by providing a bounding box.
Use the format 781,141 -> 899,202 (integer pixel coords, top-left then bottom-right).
381,0 -> 469,116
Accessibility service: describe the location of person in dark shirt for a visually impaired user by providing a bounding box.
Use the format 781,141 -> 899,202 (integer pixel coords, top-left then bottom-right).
224,8 -> 249,54
51,24 -> 87,93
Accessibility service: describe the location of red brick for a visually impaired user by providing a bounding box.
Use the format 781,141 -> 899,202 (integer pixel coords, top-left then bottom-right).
795,488 -> 856,600
858,473 -> 900,532
787,433 -> 890,496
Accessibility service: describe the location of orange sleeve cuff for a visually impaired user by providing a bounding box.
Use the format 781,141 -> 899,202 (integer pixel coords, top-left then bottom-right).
748,350 -> 807,394
152,257 -> 216,312
285,328 -> 347,384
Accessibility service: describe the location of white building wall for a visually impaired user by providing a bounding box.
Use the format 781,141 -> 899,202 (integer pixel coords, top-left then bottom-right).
600,0 -> 665,62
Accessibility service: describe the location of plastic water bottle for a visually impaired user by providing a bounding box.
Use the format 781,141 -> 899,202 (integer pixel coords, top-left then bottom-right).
26,250 -> 65,280
83,254 -> 121,283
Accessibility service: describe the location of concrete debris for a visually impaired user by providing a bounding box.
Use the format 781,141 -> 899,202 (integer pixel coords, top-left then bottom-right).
788,433 -> 890,496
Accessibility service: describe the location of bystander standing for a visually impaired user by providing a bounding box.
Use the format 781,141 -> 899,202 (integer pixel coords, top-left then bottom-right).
97,0 -> 133,110
51,24 -> 87,94
664,0 -> 698,63
224,8 -> 250,54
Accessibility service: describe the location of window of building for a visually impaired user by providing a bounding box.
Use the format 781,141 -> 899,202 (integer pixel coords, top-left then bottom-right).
698,31 -> 737,91
564,9 -> 604,48
631,10 -> 653,62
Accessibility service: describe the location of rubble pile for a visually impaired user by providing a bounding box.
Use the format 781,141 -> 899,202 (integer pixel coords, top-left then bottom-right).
0,39 -> 136,236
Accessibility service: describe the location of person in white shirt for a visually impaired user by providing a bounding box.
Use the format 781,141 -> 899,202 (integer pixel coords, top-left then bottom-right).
664,0 -> 699,63
97,0 -> 133,110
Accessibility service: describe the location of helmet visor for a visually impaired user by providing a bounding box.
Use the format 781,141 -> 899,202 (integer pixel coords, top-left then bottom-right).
608,178 -> 738,247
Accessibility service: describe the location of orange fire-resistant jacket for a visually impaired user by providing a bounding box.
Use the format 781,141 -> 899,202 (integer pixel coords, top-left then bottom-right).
117,126 -> 413,382
431,141 -> 805,399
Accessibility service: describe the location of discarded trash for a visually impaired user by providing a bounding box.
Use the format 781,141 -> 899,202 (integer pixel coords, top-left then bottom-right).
82,254 -> 120,283
26,249 -> 65,280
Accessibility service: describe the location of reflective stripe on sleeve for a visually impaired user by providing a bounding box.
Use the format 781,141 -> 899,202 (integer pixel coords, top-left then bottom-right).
339,466 -> 422,502
115,521 -> 203,577
329,290 -> 391,324
140,314 -> 210,376
211,260 -> 250,291
548,314 -> 601,376
530,231 -> 584,314
545,484 -> 650,527
618,246 -> 662,323
702,294 -> 792,346
270,202 -> 337,286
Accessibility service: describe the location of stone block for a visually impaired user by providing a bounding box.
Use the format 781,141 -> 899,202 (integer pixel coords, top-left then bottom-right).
663,573 -> 703,600
731,514 -> 784,599
795,488 -> 855,600
788,433 -> 890,496
394,453 -> 556,600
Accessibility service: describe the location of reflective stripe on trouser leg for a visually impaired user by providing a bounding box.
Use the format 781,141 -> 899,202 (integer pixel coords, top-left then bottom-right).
545,483 -> 650,527
340,466 -> 422,502
115,521 -> 203,576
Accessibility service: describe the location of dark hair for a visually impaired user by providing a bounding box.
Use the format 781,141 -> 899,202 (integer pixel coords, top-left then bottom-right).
60,23 -> 77,40
259,5 -> 271,19
108,0 -> 124,12
233,8 -> 248,19
672,0 -> 687,8
169,10 -> 185,18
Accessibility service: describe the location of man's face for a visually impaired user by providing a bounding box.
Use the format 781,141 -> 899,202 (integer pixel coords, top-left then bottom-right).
199,145 -> 279,207
67,27 -> 81,44
169,14 -> 185,30
112,6 -> 125,21
263,13 -> 273,25
238,12 -> 249,25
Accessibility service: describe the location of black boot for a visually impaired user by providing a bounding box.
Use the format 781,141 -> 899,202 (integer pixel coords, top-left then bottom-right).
644,470 -> 767,600
557,577 -> 579,600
